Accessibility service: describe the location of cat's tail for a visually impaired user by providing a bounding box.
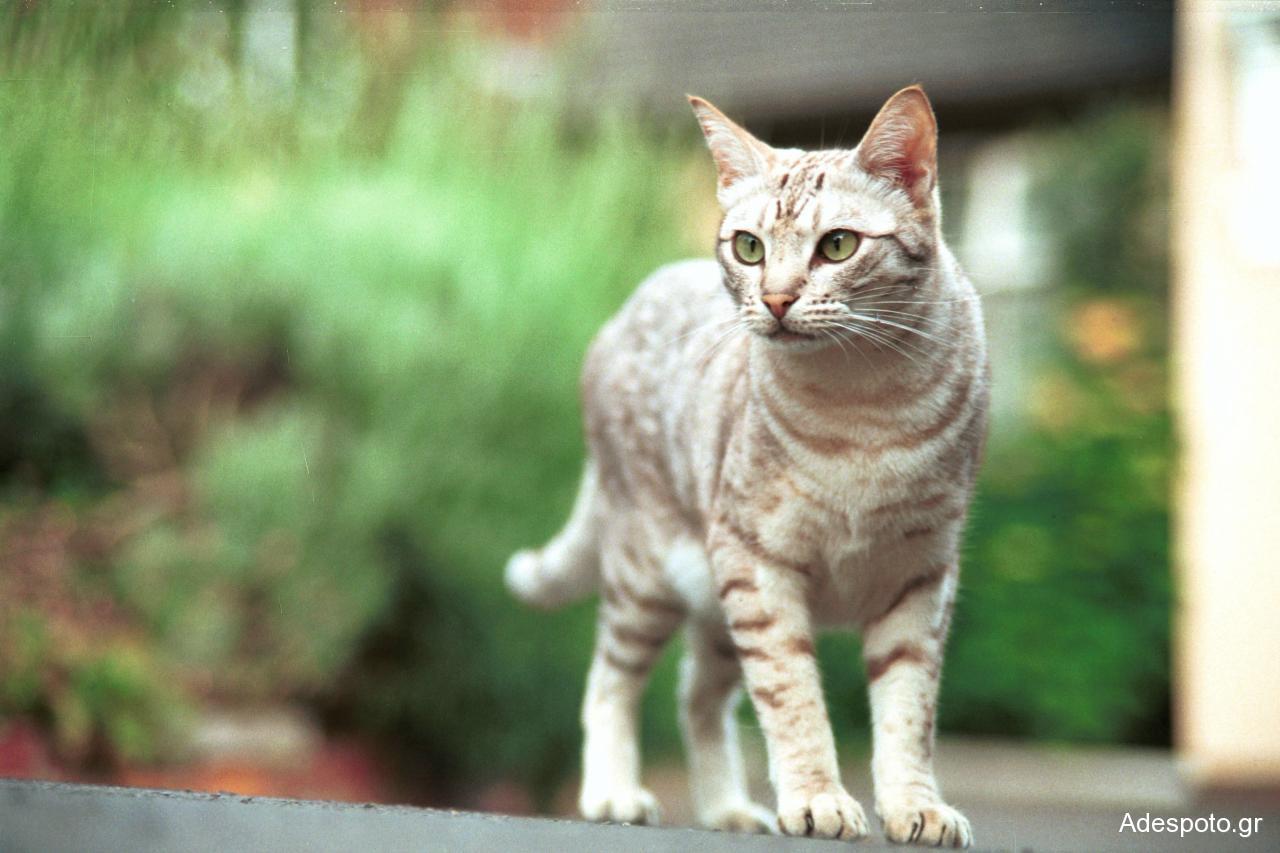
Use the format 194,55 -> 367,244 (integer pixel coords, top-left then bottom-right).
505,461 -> 602,609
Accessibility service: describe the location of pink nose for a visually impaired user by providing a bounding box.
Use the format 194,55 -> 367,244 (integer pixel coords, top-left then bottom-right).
762,293 -> 797,319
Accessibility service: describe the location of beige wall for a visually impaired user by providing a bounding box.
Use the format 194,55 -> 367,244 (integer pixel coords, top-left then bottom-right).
1174,1 -> 1280,789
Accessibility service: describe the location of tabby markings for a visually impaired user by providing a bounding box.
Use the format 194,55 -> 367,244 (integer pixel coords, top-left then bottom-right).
611,624 -> 670,649
730,615 -> 776,632
864,643 -> 933,682
716,512 -> 813,578
752,685 -> 790,709
610,575 -> 685,617
718,577 -> 758,599
867,569 -> 947,628
604,648 -> 653,676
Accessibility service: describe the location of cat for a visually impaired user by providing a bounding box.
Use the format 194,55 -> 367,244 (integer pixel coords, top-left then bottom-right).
506,85 -> 987,847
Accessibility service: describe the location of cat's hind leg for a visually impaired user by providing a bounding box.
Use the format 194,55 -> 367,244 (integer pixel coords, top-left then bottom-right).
506,462 -> 602,609
578,532 -> 683,825
678,618 -> 775,834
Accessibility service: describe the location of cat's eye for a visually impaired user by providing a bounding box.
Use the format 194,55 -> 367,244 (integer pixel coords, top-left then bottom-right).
818,229 -> 860,262
732,231 -> 765,265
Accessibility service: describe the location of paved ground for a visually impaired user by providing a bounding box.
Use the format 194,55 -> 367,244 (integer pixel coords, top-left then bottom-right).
3,780 -> 849,853
2,772 -> 1276,853
638,738 -> 1278,852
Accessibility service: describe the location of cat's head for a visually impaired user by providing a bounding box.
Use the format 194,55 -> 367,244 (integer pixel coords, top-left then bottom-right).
690,87 -> 941,349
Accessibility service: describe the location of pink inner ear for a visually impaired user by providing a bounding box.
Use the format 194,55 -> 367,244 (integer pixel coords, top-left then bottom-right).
857,90 -> 938,204
882,134 -> 933,191
689,96 -> 775,192
701,125 -> 754,188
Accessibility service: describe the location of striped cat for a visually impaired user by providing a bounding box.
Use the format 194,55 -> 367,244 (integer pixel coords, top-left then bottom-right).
506,86 -> 987,847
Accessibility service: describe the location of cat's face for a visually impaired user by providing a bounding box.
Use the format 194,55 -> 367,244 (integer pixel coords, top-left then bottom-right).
692,88 -> 940,351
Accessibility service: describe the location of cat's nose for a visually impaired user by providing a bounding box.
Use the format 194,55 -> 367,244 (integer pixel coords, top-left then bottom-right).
761,293 -> 797,319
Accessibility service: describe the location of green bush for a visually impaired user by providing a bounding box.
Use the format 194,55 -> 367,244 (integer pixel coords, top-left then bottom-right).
1,4 -> 697,781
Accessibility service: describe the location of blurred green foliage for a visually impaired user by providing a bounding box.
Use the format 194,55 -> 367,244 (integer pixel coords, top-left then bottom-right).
947,108 -> 1172,745
1,1 -> 695,785
1,2 -> 1169,799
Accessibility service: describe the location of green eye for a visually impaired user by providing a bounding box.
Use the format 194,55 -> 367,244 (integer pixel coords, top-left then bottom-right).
818,229 -> 860,262
732,231 -> 765,265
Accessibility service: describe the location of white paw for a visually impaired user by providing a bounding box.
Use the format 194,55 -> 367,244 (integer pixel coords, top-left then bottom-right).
777,787 -> 868,840
579,786 -> 662,826
702,801 -> 776,834
879,801 -> 973,848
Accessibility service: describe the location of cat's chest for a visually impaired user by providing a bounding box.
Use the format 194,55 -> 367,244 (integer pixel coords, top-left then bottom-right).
743,456 -> 954,623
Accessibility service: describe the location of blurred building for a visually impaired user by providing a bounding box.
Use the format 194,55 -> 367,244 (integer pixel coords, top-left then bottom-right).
573,0 -> 1173,131
1174,0 -> 1280,796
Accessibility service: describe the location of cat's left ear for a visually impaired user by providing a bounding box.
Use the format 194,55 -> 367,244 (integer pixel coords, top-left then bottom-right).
856,85 -> 938,209
688,95 -> 776,203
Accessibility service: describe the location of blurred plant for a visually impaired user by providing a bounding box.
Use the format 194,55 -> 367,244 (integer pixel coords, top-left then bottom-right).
0,504 -> 187,766
1,0 -> 699,789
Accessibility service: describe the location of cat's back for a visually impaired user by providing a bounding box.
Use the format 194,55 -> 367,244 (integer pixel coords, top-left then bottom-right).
581,257 -> 731,401
580,258 -> 739,503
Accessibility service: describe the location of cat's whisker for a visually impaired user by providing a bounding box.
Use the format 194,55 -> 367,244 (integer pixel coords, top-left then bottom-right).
834,326 -> 915,366
819,326 -> 857,366
694,330 -> 736,366
851,296 -> 980,307
827,326 -> 875,370
846,308 -> 976,341
661,315 -> 737,349
843,329 -> 875,368
828,320 -> 925,367
852,291 -> 980,303
846,320 -> 931,364
845,311 -> 951,348
846,307 -> 982,342
693,316 -> 748,367
848,284 -> 912,301
830,315 -> 930,356
849,306 -> 962,331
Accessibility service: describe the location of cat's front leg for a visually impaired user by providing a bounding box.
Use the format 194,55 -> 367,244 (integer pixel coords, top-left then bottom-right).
862,566 -> 972,848
709,526 -> 868,841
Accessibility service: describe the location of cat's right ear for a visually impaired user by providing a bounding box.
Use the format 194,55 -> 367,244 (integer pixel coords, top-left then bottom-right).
688,95 -> 775,203
855,85 -> 938,209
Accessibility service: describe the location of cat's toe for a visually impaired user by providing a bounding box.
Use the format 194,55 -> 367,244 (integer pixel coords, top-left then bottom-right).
579,787 -> 662,826
777,787 -> 868,840
879,801 -> 972,848
703,801 -> 776,834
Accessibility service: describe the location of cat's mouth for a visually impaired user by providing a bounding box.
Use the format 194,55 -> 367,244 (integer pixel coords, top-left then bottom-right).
766,327 -> 817,344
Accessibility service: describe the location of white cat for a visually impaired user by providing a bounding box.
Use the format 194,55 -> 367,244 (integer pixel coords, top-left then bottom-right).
508,86 -> 987,847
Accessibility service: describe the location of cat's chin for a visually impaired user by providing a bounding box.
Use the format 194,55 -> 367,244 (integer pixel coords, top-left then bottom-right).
759,329 -> 831,353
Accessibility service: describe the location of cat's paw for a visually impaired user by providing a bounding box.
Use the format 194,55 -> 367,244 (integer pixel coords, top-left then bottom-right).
776,787 -> 868,840
702,801 -> 776,834
879,801 -> 972,848
579,786 -> 662,826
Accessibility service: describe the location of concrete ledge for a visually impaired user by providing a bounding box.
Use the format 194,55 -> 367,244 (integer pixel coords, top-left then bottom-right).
0,779 -> 864,853
3,774 -> 1277,852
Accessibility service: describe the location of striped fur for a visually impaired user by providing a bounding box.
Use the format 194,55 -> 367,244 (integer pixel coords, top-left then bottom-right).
506,87 -> 986,847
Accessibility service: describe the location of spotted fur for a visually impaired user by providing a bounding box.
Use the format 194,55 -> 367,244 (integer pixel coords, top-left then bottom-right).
506,86 -> 987,847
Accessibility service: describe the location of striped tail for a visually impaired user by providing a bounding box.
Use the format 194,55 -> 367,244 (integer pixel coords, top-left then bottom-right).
505,462 -> 602,609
